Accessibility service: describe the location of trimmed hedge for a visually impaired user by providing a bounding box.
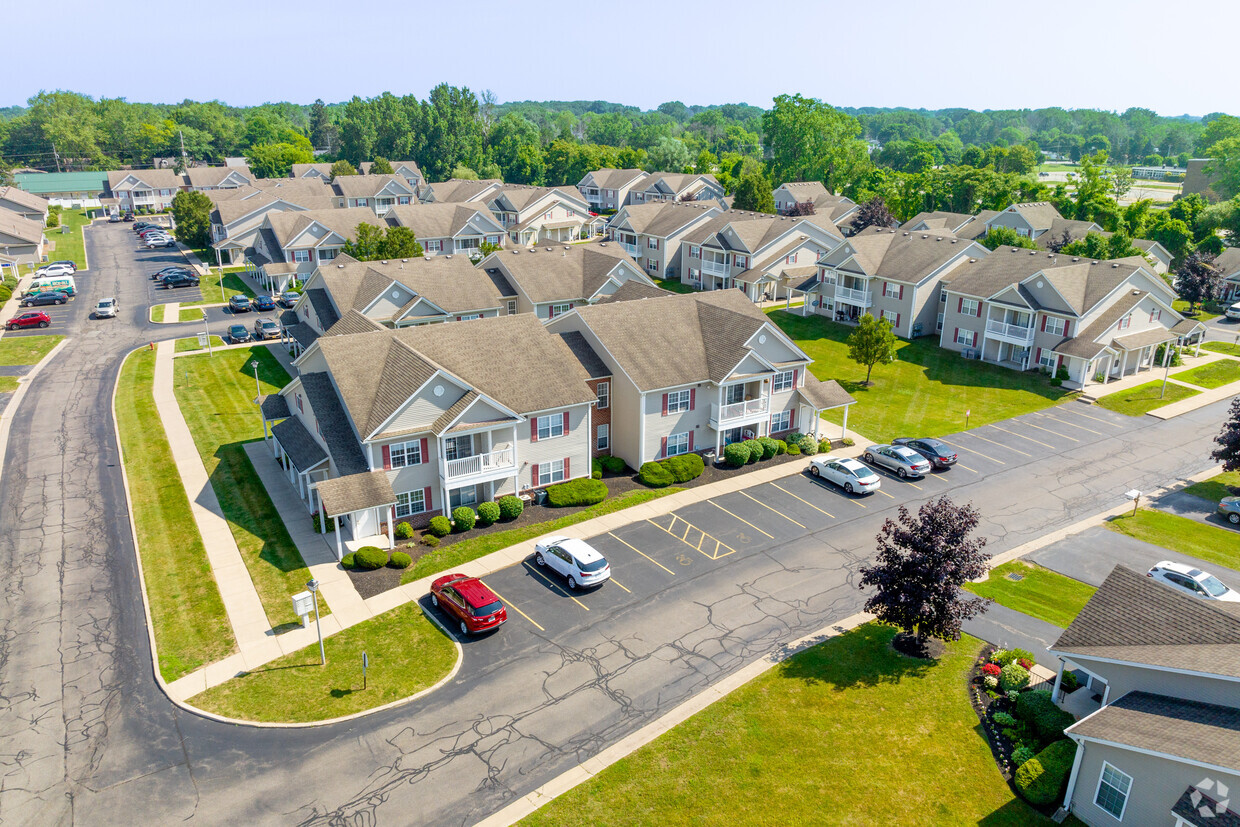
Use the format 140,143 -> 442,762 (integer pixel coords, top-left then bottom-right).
354,546 -> 388,570
1015,739 -> 1076,805
341,552 -> 356,568
787,443 -> 802,455
775,439 -> 788,455
742,439 -> 763,464
999,662 -> 1031,692
452,506 -> 477,532
758,436 -> 779,460
664,453 -> 704,482
723,442 -> 750,467
638,461 -> 675,487
1014,690 -> 1077,746
498,495 -> 523,520
600,455 -> 626,473
388,551 -> 412,569
591,458 -> 603,480
546,478 -> 608,507
477,501 -> 500,526
422,534 -> 440,547
796,434 -> 818,456
427,515 -> 452,537
1011,745 -> 1037,768
818,438 -> 832,453
394,521 -> 414,540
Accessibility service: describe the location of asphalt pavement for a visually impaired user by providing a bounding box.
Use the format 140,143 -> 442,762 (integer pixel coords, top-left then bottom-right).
0,219 -> 1234,826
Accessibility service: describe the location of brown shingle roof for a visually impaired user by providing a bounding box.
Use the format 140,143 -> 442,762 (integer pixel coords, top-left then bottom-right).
837,226 -> 978,284
331,174 -> 414,198
266,207 -> 384,249
0,185 -> 49,213
316,471 -> 396,517
995,201 -> 1064,233
424,179 -> 503,203
580,168 -> 648,190
594,280 -> 676,304
555,331 -> 611,379
488,242 -> 640,304
185,166 -> 252,188
271,417 -> 328,472
797,375 -> 855,410
316,255 -> 506,320
325,309 -> 386,337
0,213 -> 45,245
384,202 -> 499,239
1068,691 -> 1240,773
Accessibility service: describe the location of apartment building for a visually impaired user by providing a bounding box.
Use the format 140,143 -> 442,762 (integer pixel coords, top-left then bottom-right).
0,213 -> 48,266
632,173 -> 725,204
185,166 -> 253,191
576,168 -> 650,212
330,174 -> 418,216
0,186 -> 50,224
384,202 -> 506,257
418,178 -> 504,204
480,241 -> 655,320
105,169 -> 187,212
772,182 -> 859,227
252,207 -> 385,276
606,201 -> 721,279
485,184 -> 603,246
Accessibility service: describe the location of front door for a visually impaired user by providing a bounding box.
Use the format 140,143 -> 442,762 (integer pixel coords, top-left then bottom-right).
444,435 -> 473,461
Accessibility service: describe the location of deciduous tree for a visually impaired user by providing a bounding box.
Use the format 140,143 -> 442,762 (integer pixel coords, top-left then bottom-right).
847,314 -> 898,386
1212,397 -> 1240,473
731,169 -> 775,213
848,196 -> 895,234
329,160 -> 357,178
1175,251 -> 1222,312
762,94 -> 870,194
245,141 -> 314,178
170,191 -> 212,248
369,156 -> 394,174
978,226 -> 1039,251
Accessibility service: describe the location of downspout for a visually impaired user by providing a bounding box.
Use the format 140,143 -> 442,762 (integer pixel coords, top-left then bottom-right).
638,392 -> 646,466
1061,737 -> 1086,815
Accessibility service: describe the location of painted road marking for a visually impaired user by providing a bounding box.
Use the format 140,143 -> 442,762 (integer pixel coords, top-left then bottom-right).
738,491 -> 806,528
769,482 -> 834,518
957,463 -> 978,473
1021,420 -> 1079,442
523,561 -> 590,610
960,432 -> 1031,458
940,438 -> 1005,465
987,424 -> 1053,449
607,532 -> 675,575
1033,411 -> 1103,436
708,500 -> 774,538
1059,407 -> 1124,428
648,515 -> 737,559
480,581 -> 545,632
608,576 -> 631,594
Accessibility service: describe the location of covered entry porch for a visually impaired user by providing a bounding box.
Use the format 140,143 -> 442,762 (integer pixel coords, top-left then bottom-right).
315,471 -> 399,561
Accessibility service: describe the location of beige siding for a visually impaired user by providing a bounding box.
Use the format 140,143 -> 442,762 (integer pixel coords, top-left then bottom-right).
938,293 -> 985,352
1070,659 -> 1240,708
384,382 -> 467,435
294,348 -> 330,374
642,385 -> 710,463
522,405 -> 592,487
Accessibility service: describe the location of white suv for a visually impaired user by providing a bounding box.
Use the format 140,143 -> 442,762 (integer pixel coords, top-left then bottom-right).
533,536 -> 611,589
1147,561 -> 1240,602
94,298 -> 118,319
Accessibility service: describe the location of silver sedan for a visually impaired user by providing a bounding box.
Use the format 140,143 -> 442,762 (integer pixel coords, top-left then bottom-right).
863,444 -> 933,479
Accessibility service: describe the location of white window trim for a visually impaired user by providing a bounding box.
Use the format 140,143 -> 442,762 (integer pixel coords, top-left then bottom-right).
1093,761 -> 1132,821
1046,317 -> 1066,337
666,432 -> 689,457
536,413 -> 565,441
549,303 -> 572,317
1039,352 -> 1058,369
667,389 -> 691,414
961,298 -> 979,317
389,440 -> 422,468
956,328 -> 975,346
596,381 -> 609,409
772,370 -> 795,392
882,309 -> 898,324
770,410 -> 791,432
538,458 -> 567,485
395,489 -> 426,517
596,423 -> 609,451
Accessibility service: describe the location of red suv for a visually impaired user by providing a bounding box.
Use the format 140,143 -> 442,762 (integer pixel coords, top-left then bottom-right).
6,311 -> 51,330
430,574 -> 507,635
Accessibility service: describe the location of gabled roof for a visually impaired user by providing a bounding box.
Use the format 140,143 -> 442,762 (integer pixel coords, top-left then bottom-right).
797,375 -> 855,410
384,202 -> 502,239
0,186 -> 49,213
688,210 -> 844,252
612,201 -> 720,237
774,181 -> 829,199
271,417 -> 328,472
579,168 -> 648,190
106,168 -> 185,191
298,372 -> 369,476
316,255 -> 508,320
903,211 -> 975,233
1216,247 -> 1240,279
485,242 -> 645,304
213,193 -> 336,228
185,166 -> 252,188
331,174 -> 415,199
325,309 -> 386,337
422,178 -> 503,203
1035,217 -> 1103,249
828,226 -> 979,284
640,173 -> 721,198
316,470 -> 396,517
555,331 -> 611,379
488,184 -> 587,214
991,201 -> 1064,233
0,213 -> 45,245
1068,691 -> 1240,773
306,288 -> 340,330
265,207 -> 383,248
594,280 -> 676,304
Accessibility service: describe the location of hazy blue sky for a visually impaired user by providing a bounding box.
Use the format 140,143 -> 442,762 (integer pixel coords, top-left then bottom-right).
8,0 -> 1234,116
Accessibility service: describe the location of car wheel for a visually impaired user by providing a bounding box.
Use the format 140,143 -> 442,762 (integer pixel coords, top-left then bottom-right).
864,453 -> 874,464
38,321 -> 48,328
535,551 -> 545,566
430,594 -> 438,607
844,482 -> 854,494
810,465 -> 820,477
1230,513 -> 1240,525
58,300 -> 65,305
460,620 -> 469,636
898,467 -> 907,479
567,575 -> 578,590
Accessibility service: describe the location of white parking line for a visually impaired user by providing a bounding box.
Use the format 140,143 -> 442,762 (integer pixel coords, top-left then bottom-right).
1033,411 -> 1103,436
962,431 -> 1031,457
941,437 -> 1006,465
986,423 -> 1052,450
1020,420 -> 1079,442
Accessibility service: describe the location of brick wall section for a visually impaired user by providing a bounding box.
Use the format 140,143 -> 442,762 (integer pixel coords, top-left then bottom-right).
588,377 -> 612,458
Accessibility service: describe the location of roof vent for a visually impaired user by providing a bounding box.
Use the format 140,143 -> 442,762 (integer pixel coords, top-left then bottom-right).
564,245 -> 570,250
903,231 -> 909,236
381,260 -> 388,265
511,249 -> 519,254
1112,263 -> 1119,268
951,239 -> 957,243
337,264 -> 344,268
936,237 -> 942,241
921,234 -> 928,239
445,255 -> 452,259
402,259 -> 409,263
968,258 -> 977,263
1132,288 -> 1140,294
599,242 -> 607,247
1091,260 -> 1099,265
1030,250 -> 1036,255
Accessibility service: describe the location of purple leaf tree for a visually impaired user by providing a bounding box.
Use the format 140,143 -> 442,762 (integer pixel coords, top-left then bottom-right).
1212,396 -> 1240,473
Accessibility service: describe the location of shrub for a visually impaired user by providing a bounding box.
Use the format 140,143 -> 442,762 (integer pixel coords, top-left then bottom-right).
591,458 -> 603,480
600,455 -> 626,474
775,439 -> 787,455
476,501 -> 500,526
1015,740 -> 1076,806
1060,671 -> 1080,692
991,648 -> 1033,667
992,711 -> 1018,728
1011,746 -> 1037,768
796,434 -> 818,456
354,546 -> 388,570
1155,342 -> 1183,367
310,511 -> 335,532
452,506 -> 477,532
841,438 -> 854,447
742,439 -> 763,463
664,452 -> 704,482
818,438 -> 832,453
1055,365 -> 1070,381
547,478 -> 608,507
983,675 -> 998,689
45,210 -> 60,228
786,443 -> 802,455
341,552 -> 356,568
1000,663 -> 1031,692
422,534 -> 440,547
1018,657 -> 1033,670
428,515 -> 452,537
981,662 -> 1002,677
787,431 -> 803,444
638,461 -> 676,487
723,442 -> 750,467
394,521 -> 414,540
388,551 -> 412,569
1007,690 -> 1020,703
498,495 -> 523,520
758,436 -> 779,460
1014,690 -> 1077,745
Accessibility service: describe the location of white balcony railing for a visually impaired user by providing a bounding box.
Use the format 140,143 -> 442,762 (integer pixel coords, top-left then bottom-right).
986,320 -> 1035,343
443,448 -> 515,482
620,242 -> 639,257
710,397 -> 770,427
702,259 -> 729,277
834,286 -> 873,307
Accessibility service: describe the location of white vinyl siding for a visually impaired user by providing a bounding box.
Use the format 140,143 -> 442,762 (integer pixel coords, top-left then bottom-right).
772,370 -> 795,392
770,410 -> 791,432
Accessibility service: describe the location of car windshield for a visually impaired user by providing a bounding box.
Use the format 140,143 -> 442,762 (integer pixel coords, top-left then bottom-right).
471,600 -> 503,617
99,301 -> 113,307
230,326 -> 245,335
576,557 -> 608,572
1199,575 -> 1229,596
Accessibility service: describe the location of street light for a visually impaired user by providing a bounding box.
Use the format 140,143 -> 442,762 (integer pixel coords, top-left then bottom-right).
251,359 -> 261,400
306,578 -> 325,665
202,309 -> 212,356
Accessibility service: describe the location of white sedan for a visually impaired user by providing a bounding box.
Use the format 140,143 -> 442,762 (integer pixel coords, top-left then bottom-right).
1147,561 -> 1240,602
808,456 -> 881,494
1227,302 -> 1240,320
36,263 -> 74,277
533,536 -> 611,589
94,298 -> 118,318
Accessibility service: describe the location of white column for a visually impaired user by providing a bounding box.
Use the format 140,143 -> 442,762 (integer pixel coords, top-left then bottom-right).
334,516 -> 342,560
841,404 -> 849,439
387,507 -> 395,548
1051,660 -> 1065,702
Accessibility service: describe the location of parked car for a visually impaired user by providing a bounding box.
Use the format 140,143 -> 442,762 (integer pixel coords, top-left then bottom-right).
1227,303 -> 1240,321
808,456 -> 881,494
21,291 -> 68,307
108,213 -> 121,223
892,437 -> 958,469
253,318 -> 280,340
278,290 -> 301,308
133,221 -> 158,232
49,260 -> 77,273
121,212 -> 134,222
862,444 -> 933,478
229,295 -> 252,313
151,266 -> 193,280
5,311 -> 50,330
429,574 -> 507,635
228,324 -> 251,344
144,236 -> 176,249
1217,496 -> 1240,525
93,298 -> 118,319
137,226 -> 165,237
161,272 -> 200,288
252,295 -> 276,311
35,263 -> 74,278
533,536 -> 612,589
1147,561 -> 1240,602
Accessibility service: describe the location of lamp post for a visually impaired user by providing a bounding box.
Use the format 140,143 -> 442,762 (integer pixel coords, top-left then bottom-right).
251,359 -> 260,400
219,264 -> 226,304
306,578 -> 325,665
202,309 -> 212,355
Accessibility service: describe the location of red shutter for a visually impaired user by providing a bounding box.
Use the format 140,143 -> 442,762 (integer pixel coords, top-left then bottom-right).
976,303 -> 982,318
661,393 -> 669,416
532,463 -> 539,486
896,313 -> 901,328
882,281 -> 888,297
1063,320 -> 1071,336
564,457 -> 570,479
562,410 -> 570,433
1057,355 -> 1063,370
1036,347 -> 1042,362
548,306 -> 555,319
953,327 -> 959,344
382,445 -> 392,470
1041,316 -> 1047,332
972,331 -> 978,347
689,388 -> 696,411
792,369 -> 799,387
898,285 -> 904,300
660,436 -> 667,458
419,438 -> 428,463
688,431 -> 695,451
957,297 -> 963,313
568,303 -> 575,309
789,408 -> 796,430
422,486 -> 432,511
530,419 -> 538,442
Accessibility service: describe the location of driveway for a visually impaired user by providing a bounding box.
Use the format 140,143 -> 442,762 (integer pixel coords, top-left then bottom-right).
1030,525 -> 1240,589
962,604 -> 1064,671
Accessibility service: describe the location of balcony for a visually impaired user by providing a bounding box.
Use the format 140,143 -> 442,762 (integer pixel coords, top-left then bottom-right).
442,448 -> 516,483
620,242 -> 639,257
985,319 -> 1035,345
709,397 -> 770,428
834,286 -> 873,307
702,259 -> 729,277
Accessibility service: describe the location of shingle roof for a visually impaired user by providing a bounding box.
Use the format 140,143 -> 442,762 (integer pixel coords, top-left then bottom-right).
488,242 -> 640,304
271,417 -> 328,472
1172,786 -> 1240,826
775,181 -> 829,199
0,186 -> 49,213
298,372 -> 369,475
325,309 -> 386,337
995,201 -> 1064,233
316,255 -> 507,320
903,211 -> 975,232
265,207 -> 384,249
1035,217 -> 1102,249
306,288 -> 340,331
1112,327 -> 1176,350
106,168 -> 185,191
1068,691 -> 1240,773
384,202 -> 500,239
423,179 -> 503,203
1051,565 -> 1240,678
1050,289 -> 1147,355
0,213 -> 45,245
613,201 -> 721,238
490,183 -> 586,214
1217,247 -> 1240,279
331,174 -> 414,198
580,168 -> 648,190
316,470 -> 396,517
834,226 -> 977,285
797,375 -> 855,410
259,394 -> 290,421
593,280 -> 676,304
641,173 -> 720,198
185,166 -> 252,188
555,331 -> 611,379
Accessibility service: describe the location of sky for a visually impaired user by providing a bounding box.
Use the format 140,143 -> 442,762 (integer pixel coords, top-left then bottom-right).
7,0 -> 1236,117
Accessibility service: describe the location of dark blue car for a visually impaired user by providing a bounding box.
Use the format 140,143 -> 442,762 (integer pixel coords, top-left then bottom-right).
252,295 -> 276,311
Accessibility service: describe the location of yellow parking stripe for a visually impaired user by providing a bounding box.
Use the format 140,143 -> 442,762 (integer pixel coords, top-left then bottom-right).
523,562 -> 590,610
479,581 -> 545,632
607,532 -> 675,575
987,424 -> 1053,449
608,576 -> 631,593
940,438 -> 1005,465
739,491 -> 805,528
1021,420 -> 1079,442
957,463 -> 978,473
648,516 -> 737,559
708,500 -> 774,538
771,483 -> 834,517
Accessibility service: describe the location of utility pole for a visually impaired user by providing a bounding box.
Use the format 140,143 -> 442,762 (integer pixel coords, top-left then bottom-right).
179,129 -> 188,171
52,142 -> 62,173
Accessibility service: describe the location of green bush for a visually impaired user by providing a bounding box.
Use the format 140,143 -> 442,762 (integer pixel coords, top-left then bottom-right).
476,501 -> 500,526
452,506 -> 477,532
600,455 -> 626,473
638,461 -> 676,487
992,648 -> 1035,667
757,436 -> 778,459
787,431 -> 803,444
723,442 -> 750,467
786,443 -> 802,455
1014,690 -> 1077,746
742,439 -> 763,463
818,438 -> 832,453
775,439 -> 787,455
796,434 -> 818,456
663,453 -> 704,482
1011,746 -> 1037,768
45,210 -> 60,229
388,551 -> 412,569
428,515 -> 452,537
422,534 -> 440,547
841,438 -> 854,447
999,662 -> 1031,692
1015,740 -> 1076,806
310,511 -> 335,532
992,711 -> 1018,728
1155,342 -> 1183,367
498,495 -> 523,520
341,552 -> 356,568
1060,671 -> 1080,692
394,521 -> 414,540
354,546 -> 388,570
546,478 -> 608,507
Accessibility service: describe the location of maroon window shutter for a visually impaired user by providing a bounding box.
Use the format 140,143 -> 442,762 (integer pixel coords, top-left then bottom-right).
792,369 -> 799,387
1041,316 -> 1047,332
972,331 -> 978,347
688,431 -> 695,451
562,410 -> 570,433
976,303 -> 982,318
789,408 -> 796,430
1036,347 -> 1042,361
422,486 -> 432,510
532,463 -> 539,486
957,297 -> 963,313
419,438 -> 428,463
882,281 -> 888,297
899,285 -> 904,300
1063,320 -> 1071,336
953,327 -> 959,343
661,393 -> 669,416
568,303 -> 575,309
689,389 -> 696,410
548,306 -> 555,319
660,436 -> 667,458
896,313 -> 901,328
530,419 -> 538,442
1057,355 -> 1063,370
456,316 -> 462,321
564,457 -> 570,478
382,445 -> 392,470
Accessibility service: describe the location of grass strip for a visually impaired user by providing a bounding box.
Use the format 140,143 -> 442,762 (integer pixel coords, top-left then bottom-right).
1107,508 -> 1240,572
965,560 -> 1095,628
1095,380 -> 1199,416
0,335 -> 65,366
1172,359 -> 1240,389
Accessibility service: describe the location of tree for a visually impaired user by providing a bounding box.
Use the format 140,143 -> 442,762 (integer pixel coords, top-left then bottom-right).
762,94 -> 870,194
858,496 -> 991,652
339,223 -> 423,261
786,201 -> 816,216
1175,251 -> 1222,312
1204,136 -> 1240,200
979,226 -> 1039,251
170,191 -> 212,248
369,156 -> 394,174
1108,165 -> 1134,201
849,196 -> 896,234
309,99 -> 338,152
1046,228 -> 1073,253
846,314 -> 898,386
330,159 -> 357,179
381,225 -> 422,259
1060,231 -> 1143,261
1211,397 -> 1240,473
1149,216 -> 1195,262
246,141 -> 314,178
731,169 -> 775,213
646,136 -> 691,172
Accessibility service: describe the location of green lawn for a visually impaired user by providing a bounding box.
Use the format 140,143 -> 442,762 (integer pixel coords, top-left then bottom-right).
46,209 -> 91,271
1172,359 -> 1240,389
1108,509 -> 1240,572
767,311 -> 1072,441
652,277 -> 695,294
181,269 -> 255,307
965,560 -> 1096,628
0,335 -> 64,366
150,304 -> 166,323
1095,380 -> 1199,416
115,349 -> 236,681
402,488 -> 682,584
522,625 -> 1050,826
1203,341 -> 1240,357
180,307 -> 217,322
0,376 -> 18,393
174,346 -> 327,628
187,601 -> 456,722
1173,300 -> 1222,322
175,335 -> 226,353
1182,471 -> 1240,504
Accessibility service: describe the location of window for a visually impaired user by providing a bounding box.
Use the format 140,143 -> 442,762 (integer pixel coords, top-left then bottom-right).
398,196 -> 411,205
536,414 -> 565,440
646,261 -> 658,272
395,489 -> 426,517
424,239 -> 443,253
961,298 -> 979,317
956,328 -> 974,346
690,246 -> 701,259
596,424 -> 609,451
1118,314 -> 1132,330
773,370 -> 795,392
486,235 -> 500,245
666,389 -> 691,414
939,291 -> 947,303
1149,308 -> 1161,322
936,312 -> 944,332
647,237 -> 659,249
596,381 -> 609,409
454,313 -> 481,322
770,410 -> 791,432
544,211 -> 553,221
548,303 -> 572,318
1045,316 -> 1066,336
317,248 -> 337,262
665,432 -> 689,456
293,249 -> 311,263
357,198 -> 369,207
389,440 -> 422,468
506,300 -> 517,315
566,209 -> 574,218
734,255 -> 749,269
884,282 -> 901,299
785,253 -> 798,265
882,309 -> 898,324
1094,763 -> 1132,820
538,458 -> 566,485
443,435 -> 472,461
1039,351 -> 1057,369
295,393 -> 303,412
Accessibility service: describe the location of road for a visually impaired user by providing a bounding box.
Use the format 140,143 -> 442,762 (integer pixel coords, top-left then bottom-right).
0,220 -> 1231,826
